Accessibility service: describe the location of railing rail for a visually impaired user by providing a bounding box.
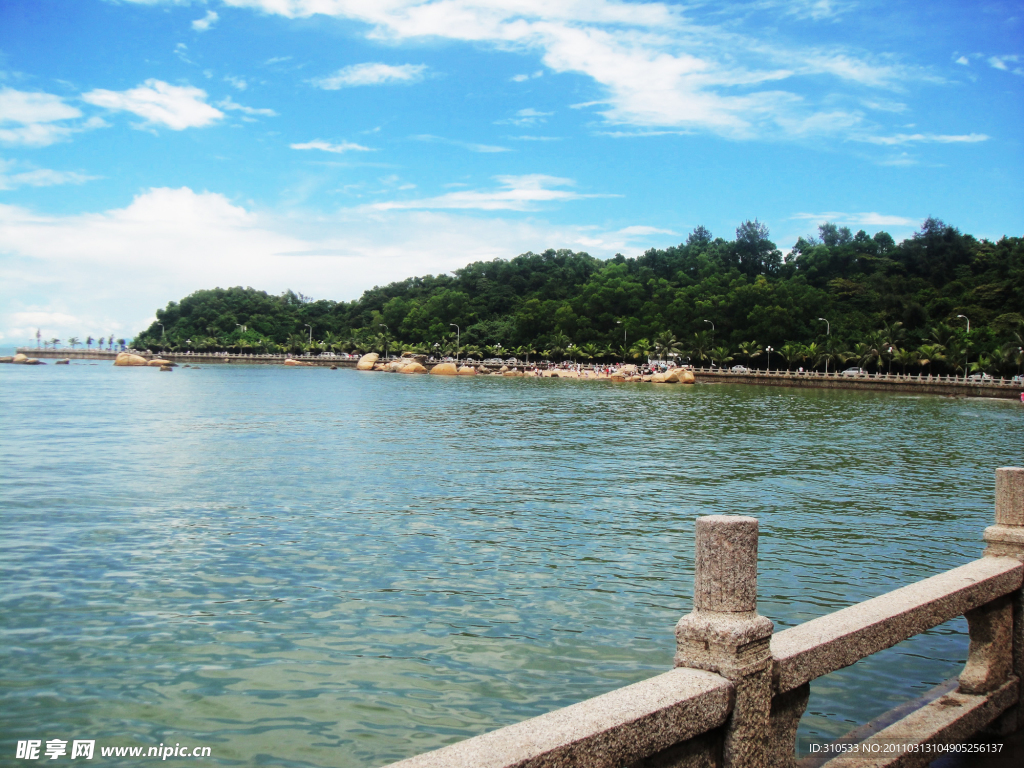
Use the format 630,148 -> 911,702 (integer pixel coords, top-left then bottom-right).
381,468 -> 1024,768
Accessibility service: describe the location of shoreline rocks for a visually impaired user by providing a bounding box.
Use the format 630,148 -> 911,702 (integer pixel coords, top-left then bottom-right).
429,362 -> 458,376
114,352 -> 148,366
356,353 -> 379,370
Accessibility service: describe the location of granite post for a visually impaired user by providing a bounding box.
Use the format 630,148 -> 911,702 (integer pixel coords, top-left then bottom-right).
675,516 -> 775,768
981,467 -> 1024,731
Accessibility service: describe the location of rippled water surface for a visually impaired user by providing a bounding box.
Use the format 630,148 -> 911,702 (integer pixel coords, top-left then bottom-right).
2,362 -> 1022,766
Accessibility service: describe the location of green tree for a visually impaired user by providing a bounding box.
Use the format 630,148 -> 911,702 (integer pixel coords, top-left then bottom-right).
710,346 -> 733,368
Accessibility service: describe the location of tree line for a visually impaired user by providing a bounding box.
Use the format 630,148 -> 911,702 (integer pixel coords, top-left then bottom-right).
132,218 -> 1024,377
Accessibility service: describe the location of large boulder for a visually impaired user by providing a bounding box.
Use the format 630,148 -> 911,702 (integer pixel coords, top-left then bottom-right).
284,358 -> 314,366
430,362 -> 459,376
114,352 -> 148,366
12,353 -> 28,363
55,358 -> 70,365
147,358 -> 176,367
651,372 -> 669,383
401,353 -> 428,366
398,362 -> 428,374
356,353 -> 379,370
666,368 -> 695,384
457,365 -> 477,376
0,356 -> 13,363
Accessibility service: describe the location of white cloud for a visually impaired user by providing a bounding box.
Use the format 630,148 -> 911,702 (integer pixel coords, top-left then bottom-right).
511,70 -> 544,82
83,80 -> 223,130
311,62 -> 427,89
367,174 -> 611,211
0,185 -> 650,340
955,56 -> 970,66
211,0 -> 930,140
988,55 -> 1023,75
193,10 -> 219,31
792,211 -> 917,227
217,96 -> 277,116
0,88 -> 85,147
856,132 -> 989,146
290,139 -> 373,153
496,107 -> 553,126
615,225 -> 677,236
224,75 -> 248,90
0,159 -> 97,191
411,134 -> 510,153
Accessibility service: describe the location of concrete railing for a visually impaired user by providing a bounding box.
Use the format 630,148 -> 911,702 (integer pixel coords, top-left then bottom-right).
384,468 -> 1024,768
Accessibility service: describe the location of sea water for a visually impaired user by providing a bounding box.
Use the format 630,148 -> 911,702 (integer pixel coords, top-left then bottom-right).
2,362 -> 1022,766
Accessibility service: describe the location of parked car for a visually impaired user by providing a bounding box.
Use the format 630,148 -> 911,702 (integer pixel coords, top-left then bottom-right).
730,365 -> 750,373
841,367 -> 868,377
967,373 -> 993,381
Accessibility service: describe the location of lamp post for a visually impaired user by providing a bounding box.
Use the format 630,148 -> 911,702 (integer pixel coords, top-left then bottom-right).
887,346 -> 893,377
818,317 -> 830,374
304,323 -> 312,346
379,324 -> 388,360
450,323 -> 460,364
957,314 -> 970,378
433,342 -> 440,361
703,319 -> 714,349
765,345 -> 773,373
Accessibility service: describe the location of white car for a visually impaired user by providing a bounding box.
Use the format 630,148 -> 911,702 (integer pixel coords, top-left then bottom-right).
841,367 -> 868,377
730,365 -> 750,373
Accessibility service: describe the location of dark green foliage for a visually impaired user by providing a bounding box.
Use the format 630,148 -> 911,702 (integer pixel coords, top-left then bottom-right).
134,222 -> 1024,375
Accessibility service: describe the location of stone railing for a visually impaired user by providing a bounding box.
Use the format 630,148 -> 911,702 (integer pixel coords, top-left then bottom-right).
384,468 -> 1024,768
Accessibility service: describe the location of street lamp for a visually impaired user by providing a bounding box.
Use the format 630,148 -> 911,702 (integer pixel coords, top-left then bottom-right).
304,323 -> 312,346
450,323 -> 460,364
433,342 -> 440,361
818,318 -> 830,374
766,345 -> 773,373
379,324 -> 388,360
887,346 -> 894,377
957,314 -> 970,378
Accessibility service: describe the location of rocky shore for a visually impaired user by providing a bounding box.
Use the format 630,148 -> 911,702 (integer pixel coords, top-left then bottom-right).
353,353 -> 696,384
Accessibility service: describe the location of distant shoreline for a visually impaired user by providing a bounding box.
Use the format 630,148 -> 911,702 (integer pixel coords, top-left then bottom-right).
14,347 -> 1022,400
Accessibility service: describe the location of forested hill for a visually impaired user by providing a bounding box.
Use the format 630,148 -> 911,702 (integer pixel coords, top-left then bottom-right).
136,218 -> 1024,376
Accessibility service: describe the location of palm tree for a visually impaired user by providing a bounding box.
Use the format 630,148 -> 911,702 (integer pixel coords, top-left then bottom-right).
286,333 -> 306,354
548,332 -> 571,360
929,323 -> 956,349
116,338 -> 126,350
689,330 -> 713,365
50,337 -> 61,349
736,341 -> 763,366
945,338 -> 969,375
778,343 -> 804,371
879,321 -> 906,350
628,337 -> 652,362
108,335 -> 114,350
892,347 -> 919,375
710,346 -> 733,368
653,331 -> 682,361
578,342 -> 601,361
969,354 -> 995,376
916,344 -> 945,376
86,335 -> 94,350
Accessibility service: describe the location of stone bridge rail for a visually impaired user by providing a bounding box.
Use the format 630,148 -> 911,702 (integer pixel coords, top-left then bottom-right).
385,468 -> 1024,768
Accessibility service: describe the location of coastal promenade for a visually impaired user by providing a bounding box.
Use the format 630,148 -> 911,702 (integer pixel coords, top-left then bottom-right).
17,347 -> 1022,400
384,468 -> 1024,768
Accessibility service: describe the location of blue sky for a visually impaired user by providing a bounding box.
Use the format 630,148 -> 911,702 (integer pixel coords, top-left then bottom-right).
0,0 -> 1021,343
